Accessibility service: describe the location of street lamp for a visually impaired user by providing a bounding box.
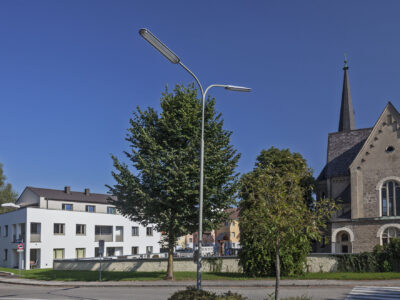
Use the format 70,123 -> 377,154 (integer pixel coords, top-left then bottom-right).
139,28 -> 251,290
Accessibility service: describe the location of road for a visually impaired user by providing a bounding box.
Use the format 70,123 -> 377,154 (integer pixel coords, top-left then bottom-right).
0,283 -> 352,300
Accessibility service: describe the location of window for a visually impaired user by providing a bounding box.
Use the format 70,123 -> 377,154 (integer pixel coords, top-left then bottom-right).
85,205 -> 96,213
53,248 -> 65,259
4,225 -> 8,237
146,227 -> 153,236
31,223 -> 40,234
341,233 -> 349,242
132,226 -> 139,236
95,247 -> 100,257
382,227 -> 400,245
189,238 -> 193,243
76,224 -> 86,235
224,221 -> 229,226
146,246 -> 153,254
342,245 -> 349,253
132,246 -> 139,255
107,247 -> 115,257
231,232 -> 235,238
75,248 -> 85,258
62,203 -> 73,211
95,225 -> 113,242
107,207 -> 116,214
54,223 -> 65,235
381,180 -> 400,216
3,249 -> 7,261
116,226 -> 124,242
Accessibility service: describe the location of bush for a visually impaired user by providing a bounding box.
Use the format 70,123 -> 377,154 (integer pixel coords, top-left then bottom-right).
168,287 -> 248,300
337,238 -> 400,272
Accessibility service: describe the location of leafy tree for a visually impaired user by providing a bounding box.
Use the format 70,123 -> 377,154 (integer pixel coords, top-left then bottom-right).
238,147 -> 337,300
108,84 -> 240,280
0,163 -> 18,213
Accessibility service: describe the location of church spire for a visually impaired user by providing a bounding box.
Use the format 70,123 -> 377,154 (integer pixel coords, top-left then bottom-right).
338,55 -> 356,132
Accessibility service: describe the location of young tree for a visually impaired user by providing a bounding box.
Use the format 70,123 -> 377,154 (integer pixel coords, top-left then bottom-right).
0,163 -> 18,213
238,147 -> 337,300
108,84 -> 240,280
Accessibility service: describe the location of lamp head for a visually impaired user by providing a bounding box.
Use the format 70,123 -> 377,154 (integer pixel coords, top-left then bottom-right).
225,85 -> 251,92
139,28 -> 180,64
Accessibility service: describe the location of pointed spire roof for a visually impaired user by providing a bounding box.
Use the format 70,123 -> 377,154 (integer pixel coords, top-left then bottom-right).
338,56 -> 356,132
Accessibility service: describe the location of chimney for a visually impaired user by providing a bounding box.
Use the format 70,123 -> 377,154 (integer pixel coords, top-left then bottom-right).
84,188 -> 90,196
64,186 -> 71,194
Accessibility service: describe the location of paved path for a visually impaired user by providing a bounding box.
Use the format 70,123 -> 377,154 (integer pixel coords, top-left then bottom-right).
346,286 -> 400,299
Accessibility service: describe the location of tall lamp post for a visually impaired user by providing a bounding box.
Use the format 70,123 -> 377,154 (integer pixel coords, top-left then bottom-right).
139,28 -> 250,290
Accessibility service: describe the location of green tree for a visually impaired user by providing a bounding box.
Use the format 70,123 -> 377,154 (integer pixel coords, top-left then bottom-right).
238,147 -> 337,300
0,163 -> 18,213
108,84 -> 240,280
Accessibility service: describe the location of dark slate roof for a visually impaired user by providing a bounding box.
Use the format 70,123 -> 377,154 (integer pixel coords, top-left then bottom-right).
318,128 -> 372,180
26,187 -> 116,204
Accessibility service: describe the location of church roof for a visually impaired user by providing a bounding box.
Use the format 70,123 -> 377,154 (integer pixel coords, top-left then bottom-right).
318,128 -> 372,180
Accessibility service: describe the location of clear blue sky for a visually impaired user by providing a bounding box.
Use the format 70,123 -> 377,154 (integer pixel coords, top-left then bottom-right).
1,0 -> 400,195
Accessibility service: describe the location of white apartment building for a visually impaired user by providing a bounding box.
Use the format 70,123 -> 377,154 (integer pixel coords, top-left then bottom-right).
0,186 -> 161,270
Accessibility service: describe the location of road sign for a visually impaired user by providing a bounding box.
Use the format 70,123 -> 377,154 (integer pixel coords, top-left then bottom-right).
99,240 -> 104,255
17,243 -> 24,250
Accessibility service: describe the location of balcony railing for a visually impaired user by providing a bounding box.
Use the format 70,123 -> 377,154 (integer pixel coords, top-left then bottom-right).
30,233 -> 41,242
95,234 -> 113,242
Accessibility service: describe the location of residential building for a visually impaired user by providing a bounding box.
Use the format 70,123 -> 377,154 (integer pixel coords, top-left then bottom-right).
316,60 -> 400,253
0,186 -> 161,269
179,208 -> 240,255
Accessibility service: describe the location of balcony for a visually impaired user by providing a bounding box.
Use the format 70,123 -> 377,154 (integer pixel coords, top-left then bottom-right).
30,234 -> 41,242
95,234 -> 113,242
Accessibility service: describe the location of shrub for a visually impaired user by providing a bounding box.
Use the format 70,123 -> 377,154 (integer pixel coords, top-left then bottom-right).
337,238 -> 400,272
168,286 -> 248,300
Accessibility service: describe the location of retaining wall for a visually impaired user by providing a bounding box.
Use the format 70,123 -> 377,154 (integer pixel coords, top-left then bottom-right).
54,254 -> 339,273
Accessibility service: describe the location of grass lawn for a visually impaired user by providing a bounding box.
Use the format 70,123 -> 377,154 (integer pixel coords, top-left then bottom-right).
2,267 -> 400,281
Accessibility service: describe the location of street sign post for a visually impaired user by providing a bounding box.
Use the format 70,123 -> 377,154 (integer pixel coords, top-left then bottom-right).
17,243 -> 24,276
98,240 -> 104,281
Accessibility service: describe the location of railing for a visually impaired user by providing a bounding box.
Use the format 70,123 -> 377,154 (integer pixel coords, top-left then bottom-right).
30,233 -> 41,242
95,234 -> 113,242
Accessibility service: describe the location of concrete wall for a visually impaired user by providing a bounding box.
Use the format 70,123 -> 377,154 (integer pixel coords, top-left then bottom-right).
54,254 -> 339,273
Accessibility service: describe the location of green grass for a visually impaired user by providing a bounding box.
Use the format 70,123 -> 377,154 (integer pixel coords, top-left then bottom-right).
2,267 -> 400,281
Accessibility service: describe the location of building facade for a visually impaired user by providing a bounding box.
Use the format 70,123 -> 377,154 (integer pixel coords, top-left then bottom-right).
0,186 -> 161,269
316,61 -> 400,253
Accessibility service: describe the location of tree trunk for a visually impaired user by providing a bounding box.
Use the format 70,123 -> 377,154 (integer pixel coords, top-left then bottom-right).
166,236 -> 174,280
275,240 -> 280,300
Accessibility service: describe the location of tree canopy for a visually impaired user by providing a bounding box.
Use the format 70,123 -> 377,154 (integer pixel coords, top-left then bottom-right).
0,163 -> 18,213
238,147 -> 337,300
108,84 -> 240,279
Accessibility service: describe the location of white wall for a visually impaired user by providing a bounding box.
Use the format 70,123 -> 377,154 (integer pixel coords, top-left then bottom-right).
0,209 -> 27,268
0,207 -> 161,270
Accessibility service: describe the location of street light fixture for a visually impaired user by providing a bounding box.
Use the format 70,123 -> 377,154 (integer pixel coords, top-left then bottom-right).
139,28 -> 251,290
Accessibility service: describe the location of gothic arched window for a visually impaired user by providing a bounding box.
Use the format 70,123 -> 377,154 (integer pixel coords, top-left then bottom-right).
381,181 -> 400,216
382,227 -> 400,245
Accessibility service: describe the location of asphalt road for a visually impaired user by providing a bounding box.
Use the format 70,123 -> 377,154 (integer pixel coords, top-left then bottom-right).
0,283 -> 352,300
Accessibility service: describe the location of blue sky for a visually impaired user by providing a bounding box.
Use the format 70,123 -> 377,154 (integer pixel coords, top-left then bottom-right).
1,0 -> 400,195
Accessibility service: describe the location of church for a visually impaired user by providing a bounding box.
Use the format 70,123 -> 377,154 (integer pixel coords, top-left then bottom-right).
316,60 -> 400,254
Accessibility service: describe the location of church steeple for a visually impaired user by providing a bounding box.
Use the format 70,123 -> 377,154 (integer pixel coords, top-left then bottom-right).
338,56 -> 356,132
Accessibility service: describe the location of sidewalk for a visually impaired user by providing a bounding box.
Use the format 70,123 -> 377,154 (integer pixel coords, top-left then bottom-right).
1,275 -> 400,288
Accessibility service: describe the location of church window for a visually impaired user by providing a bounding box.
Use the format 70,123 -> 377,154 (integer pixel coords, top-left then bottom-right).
341,232 -> 349,242
381,181 -> 400,216
382,227 -> 400,245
